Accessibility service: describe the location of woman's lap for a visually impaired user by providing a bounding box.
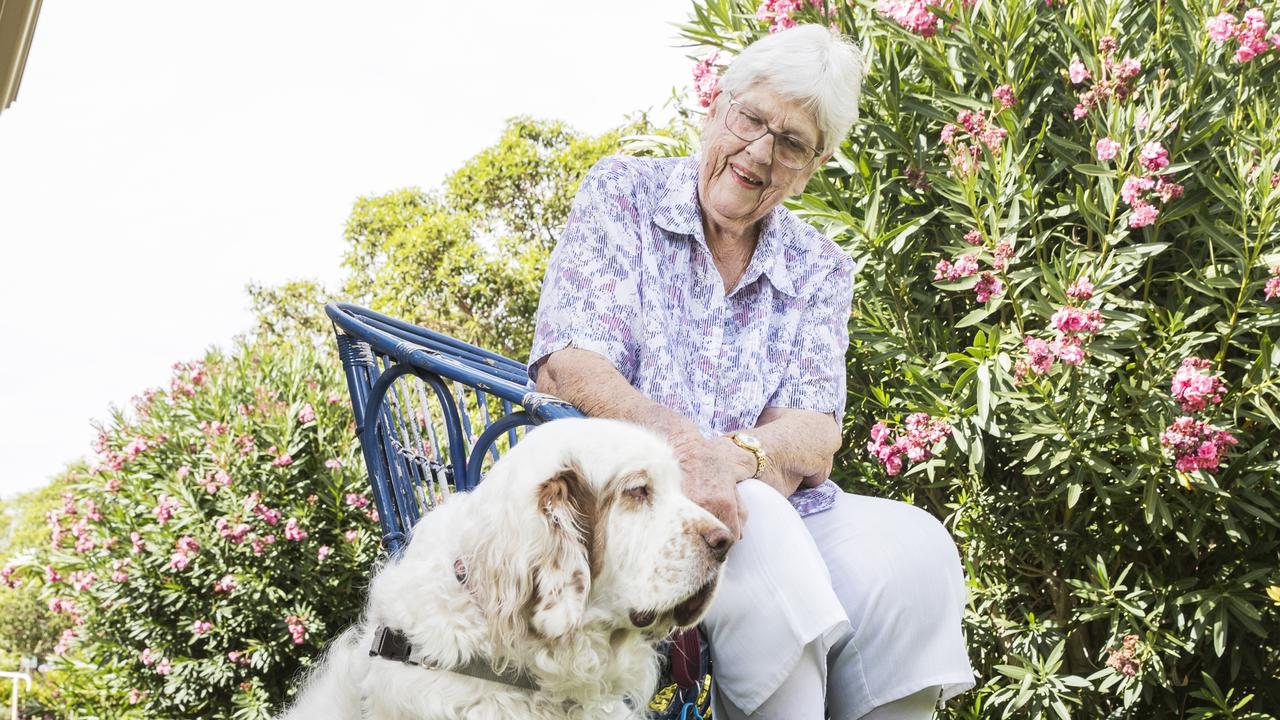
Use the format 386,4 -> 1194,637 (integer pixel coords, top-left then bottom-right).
703,480 -> 974,718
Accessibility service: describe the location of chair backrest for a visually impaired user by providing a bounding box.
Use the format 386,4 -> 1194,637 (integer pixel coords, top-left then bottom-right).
325,302 -> 582,557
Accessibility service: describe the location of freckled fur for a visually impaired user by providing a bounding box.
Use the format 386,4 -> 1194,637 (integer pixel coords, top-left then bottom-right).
278,418 -> 728,720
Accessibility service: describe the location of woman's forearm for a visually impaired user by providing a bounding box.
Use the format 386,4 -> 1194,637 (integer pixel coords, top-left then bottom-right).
748,407 -> 842,497
535,347 -> 704,448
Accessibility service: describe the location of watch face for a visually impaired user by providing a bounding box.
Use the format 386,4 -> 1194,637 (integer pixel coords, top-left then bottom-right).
737,434 -> 761,449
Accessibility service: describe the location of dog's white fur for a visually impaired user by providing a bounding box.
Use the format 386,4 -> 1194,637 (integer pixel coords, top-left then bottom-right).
279,418 -> 730,720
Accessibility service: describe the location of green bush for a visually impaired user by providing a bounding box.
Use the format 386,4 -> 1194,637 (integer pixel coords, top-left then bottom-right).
678,0 -> 1280,716
5,340 -> 379,718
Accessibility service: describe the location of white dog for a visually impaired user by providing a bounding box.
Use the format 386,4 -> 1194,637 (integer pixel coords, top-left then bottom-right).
279,417 -> 731,720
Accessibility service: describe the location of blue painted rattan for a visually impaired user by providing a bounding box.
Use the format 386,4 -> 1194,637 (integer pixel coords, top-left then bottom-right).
325,302 -> 711,718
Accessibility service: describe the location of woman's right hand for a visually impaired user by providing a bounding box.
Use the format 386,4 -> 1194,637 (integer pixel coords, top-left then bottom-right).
672,435 -> 754,540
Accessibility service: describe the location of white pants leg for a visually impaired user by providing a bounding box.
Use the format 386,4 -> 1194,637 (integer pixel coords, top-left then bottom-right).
702,479 -> 850,716
704,482 -> 974,719
805,492 -> 974,720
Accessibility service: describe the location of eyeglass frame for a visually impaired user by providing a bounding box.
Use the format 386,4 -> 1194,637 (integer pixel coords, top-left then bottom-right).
722,94 -> 824,170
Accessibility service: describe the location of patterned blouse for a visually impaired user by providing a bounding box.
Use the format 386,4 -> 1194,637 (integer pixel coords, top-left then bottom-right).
528,155 -> 854,516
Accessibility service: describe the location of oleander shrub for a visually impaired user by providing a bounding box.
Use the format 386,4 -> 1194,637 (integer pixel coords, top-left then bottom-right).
2,339 -> 379,718
676,0 -> 1280,717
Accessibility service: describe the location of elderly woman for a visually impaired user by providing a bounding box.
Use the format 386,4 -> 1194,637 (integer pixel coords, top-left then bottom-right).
528,25 -> 973,720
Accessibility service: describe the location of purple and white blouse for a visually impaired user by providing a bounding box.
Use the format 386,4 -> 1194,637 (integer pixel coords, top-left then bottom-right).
528,155 -> 854,516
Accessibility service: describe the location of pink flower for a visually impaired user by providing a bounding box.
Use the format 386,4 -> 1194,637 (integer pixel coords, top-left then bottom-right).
1072,104 -> 1088,120
1170,357 -> 1227,412
1154,177 -> 1184,203
1066,277 -> 1094,301
1095,137 -> 1120,162
54,628 -> 77,655
214,575 -> 238,593
344,529 -> 360,543
317,545 -> 333,562
992,241 -> 1014,271
1106,635 -> 1142,677
1098,36 -> 1117,56
254,504 -> 282,526
974,272 -> 1004,302
192,620 -> 212,636
692,51 -> 722,108
284,518 -> 308,542
1024,337 -> 1056,375
344,493 -> 370,509
1160,416 -> 1237,473
1068,58 -> 1090,84
963,229 -> 983,245
1052,337 -> 1085,366
993,84 -> 1017,109
141,647 -> 156,666
325,458 -> 343,470
1121,175 -> 1156,205
866,413 -> 952,475
155,658 -> 172,676
286,615 -> 308,644
297,403 -> 316,424
1265,266 -> 1280,301
128,688 -> 145,704
1114,57 -> 1142,80
1129,201 -> 1160,228
69,571 -> 97,591
44,565 -> 62,584
1139,141 -> 1170,172
1208,12 -> 1238,44
154,495 -> 180,525
111,559 -> 130,583
131,531 -> 146,555
1051,306 -> 1105,335
877,0 -> 941,37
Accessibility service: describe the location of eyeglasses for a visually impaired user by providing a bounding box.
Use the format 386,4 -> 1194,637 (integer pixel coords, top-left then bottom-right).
724,97 -> 822,170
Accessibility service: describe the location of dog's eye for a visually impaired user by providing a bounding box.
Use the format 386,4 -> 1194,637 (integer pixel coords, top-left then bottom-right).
623,485 -> 650,502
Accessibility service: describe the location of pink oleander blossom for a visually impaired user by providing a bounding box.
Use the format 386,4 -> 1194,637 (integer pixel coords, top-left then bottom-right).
345,493 -> 370,509
344,529 -> 360,543
214,575 -> 238,593
1160,416 -> 1237,473
963,229 -> 982,245
993,84 -> 1017,109
1121,175 -> 1156,205
1095,137 -> 1120,162
192,620 -> 213,636
1129,201 -> 1160,228
1051,306 -> 1106,335
286,615 -> 308,644
867,414 -> 952,476
1139,141 -> 1170,172
974,272 -> 1004,302
1170,357 -> 1227,412
318,545 -> 333,562
1067,276 -> 1094,301
992,241 -> 1014,271
1265,265 -> 1280,301
325,458 -> 343,469
284,518 -> 308,542
1051,336 -> 1086,366
297,403 -> 316,424
153,495 -> 179,525
692,51 -> 723,107
1154,177 -> 1184,203
54,628 -> 77,655
1106,635 -> 1142,677
1068,58 -> 1090,84
1209,12 -> 1238,43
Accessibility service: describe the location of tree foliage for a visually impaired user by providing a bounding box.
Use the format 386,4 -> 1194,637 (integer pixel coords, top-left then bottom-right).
678,0 -> 1280,716
340,116 -> 630,360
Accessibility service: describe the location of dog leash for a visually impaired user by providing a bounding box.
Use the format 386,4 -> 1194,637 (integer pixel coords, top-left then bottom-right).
367,557 -> 540,692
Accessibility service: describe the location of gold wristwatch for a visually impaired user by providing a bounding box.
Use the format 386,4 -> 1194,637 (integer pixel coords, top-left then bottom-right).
728,433 -> 767,479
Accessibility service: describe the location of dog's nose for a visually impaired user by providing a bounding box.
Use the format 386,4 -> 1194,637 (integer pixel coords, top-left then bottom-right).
702,525 -> 733,562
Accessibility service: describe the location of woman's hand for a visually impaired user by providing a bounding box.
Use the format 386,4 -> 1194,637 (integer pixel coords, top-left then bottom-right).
672,435 -> 756,540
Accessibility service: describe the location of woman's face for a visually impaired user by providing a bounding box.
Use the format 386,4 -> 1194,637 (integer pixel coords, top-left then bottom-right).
698,85 -> 825,233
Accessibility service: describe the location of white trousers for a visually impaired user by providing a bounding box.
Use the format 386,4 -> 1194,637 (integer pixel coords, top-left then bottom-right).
702,480 -> 974,719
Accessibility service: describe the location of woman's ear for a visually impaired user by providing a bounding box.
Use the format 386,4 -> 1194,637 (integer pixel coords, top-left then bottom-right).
529,465 -> 595,638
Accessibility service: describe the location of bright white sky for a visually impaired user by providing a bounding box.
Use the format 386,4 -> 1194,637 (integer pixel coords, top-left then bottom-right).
0,1 -> 696,498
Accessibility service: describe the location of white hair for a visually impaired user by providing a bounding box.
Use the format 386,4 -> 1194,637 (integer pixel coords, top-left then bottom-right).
720,24 -> 866,156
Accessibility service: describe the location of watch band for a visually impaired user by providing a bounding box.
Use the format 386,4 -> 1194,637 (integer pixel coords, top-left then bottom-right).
729,433 -> 767,479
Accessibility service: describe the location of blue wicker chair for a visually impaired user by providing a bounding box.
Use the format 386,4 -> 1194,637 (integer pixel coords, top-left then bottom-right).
326,302 -> 711,719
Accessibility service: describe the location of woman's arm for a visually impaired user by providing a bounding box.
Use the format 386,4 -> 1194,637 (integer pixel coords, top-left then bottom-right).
746,407 -> 842,497
537,347 -> 754,538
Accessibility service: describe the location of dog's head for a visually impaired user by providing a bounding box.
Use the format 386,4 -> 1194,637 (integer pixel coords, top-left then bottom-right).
465,418 -> 730,644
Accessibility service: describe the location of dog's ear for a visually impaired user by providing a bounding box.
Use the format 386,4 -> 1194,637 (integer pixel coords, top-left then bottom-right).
529,464 -> 595,638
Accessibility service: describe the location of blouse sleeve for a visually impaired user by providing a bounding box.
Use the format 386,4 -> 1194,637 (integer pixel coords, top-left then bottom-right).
765,259 -> 854,420
527,158 -> 644,384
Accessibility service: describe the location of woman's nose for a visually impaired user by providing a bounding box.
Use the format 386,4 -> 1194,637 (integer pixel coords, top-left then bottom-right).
744,133 -> 774,167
